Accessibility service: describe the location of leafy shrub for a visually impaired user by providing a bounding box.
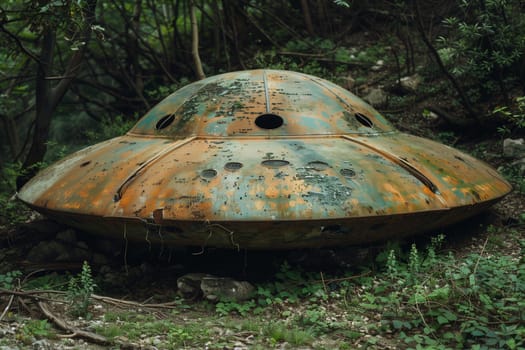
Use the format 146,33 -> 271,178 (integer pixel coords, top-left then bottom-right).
437,0 -> 525,100
346,234 -> 525,349
67,261 -> 96,318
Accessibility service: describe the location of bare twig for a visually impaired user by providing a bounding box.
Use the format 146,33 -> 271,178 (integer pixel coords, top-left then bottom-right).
38,301 -> 110,345
0,294 -> 14,321
91,294 -> 180,309
472,235 -> 489,277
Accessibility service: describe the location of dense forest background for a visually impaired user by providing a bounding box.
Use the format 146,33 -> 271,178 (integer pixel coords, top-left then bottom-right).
0,1 -> 524,348
1,0 -> 525,188
1,0 -> 525,213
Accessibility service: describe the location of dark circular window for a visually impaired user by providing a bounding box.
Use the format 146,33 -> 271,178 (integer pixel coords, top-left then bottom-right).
261,159 -> 290,168
340,168 -> 356,178
307,161 -> 330,171
201,169 -> 218,179
156,114 -> 175,130
255,114 -> 284,129
224,162 -> 243,171
355,113 -> 374,128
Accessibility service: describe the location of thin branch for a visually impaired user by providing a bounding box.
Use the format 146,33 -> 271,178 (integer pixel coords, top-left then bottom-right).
190,0 -> 205,80
0,25 -> 40,63
413,0 -> 479,120
38,302 -> 111,345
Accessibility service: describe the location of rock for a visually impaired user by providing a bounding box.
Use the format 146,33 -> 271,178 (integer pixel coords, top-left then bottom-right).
55,246 -> 91,262
55,229 -> 77,244
92,252 -> 109,265
503,138 -> 525,158
177,273 -> 211,299
201,276 -> 254,302
32,340 -> 52,350
371,59 -> 384,71
341,74 -> 355,90
27,239 -> 92,263
398,74 -> 421,93
363,87 -> 387,107
27,241 -> 70,262
19,219 -> 63,235
76,241 -> 89,249
512,158 -> 525,176
422,109 -> 440,121
177,273 -> 255,301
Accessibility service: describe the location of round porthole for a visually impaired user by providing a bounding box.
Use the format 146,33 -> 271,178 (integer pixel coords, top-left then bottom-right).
355,113 -> 373,128
156,114 -> 175,130
224,162 -> 243,171
255,114 -> 284,129
261,159 -> 290,168
201,169 -> 218,179
340,168 -> 356,178
307,161 -> 330,171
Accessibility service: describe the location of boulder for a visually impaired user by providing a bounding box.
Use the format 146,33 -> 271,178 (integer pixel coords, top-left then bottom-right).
398,74 -> 422,93
503,138 -> 525,158
363,87 -> 387,107
177,273 -> 254,301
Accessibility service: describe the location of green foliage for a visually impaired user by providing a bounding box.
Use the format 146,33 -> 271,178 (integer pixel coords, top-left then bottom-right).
0,163 -> 34,227
97,312 -> 208,348
84,115 -> 137,144
437,0 -> 525,99
17,319 -> 55,345
66,261 -> 96,318
494,96 -> 525,133
333,0 -> 350,8
212,261 -> 327,317
345,233 -> 525,349
263,321 -> 316,347
0,270 -> 22,289
23,272 -> 70,291
500,163 -> 525,194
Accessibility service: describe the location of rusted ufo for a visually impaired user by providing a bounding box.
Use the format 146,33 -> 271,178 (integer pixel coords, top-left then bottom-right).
18,69 -> 512,249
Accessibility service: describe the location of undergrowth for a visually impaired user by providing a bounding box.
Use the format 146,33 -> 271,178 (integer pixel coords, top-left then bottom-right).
1,229 -> 523,349
212,232 -> 525,349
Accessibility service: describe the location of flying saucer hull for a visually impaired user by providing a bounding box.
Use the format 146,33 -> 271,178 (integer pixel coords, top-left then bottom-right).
17,69 -> 512,249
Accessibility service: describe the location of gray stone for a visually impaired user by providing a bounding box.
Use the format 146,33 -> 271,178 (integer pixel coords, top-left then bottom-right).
371,59 -> 384,71
20,219 -> 62,235
32,340 -> 52,350
55,246 -> 91,262
341,74 -> 355,90
27,241 -> 70,262
503,138 -> 525,158
363,87 -> 387,107
177,273 -> 255,301
76,241 -> 89,249
201,276 -> 255,302
55,229 -> 77,244
512,158 -> 525,176
398,74 -> 421,93
92,252 -> 109,265
177,273 -> 211,299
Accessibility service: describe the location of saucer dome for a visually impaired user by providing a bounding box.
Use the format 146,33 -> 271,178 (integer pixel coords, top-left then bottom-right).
18,70 -> 512,249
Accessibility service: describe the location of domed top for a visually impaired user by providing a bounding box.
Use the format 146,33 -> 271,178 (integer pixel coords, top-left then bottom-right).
17,69 -> 512,249
129,69 -> 395,138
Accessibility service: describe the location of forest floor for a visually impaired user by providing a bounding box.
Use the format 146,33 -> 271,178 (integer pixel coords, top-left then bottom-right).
1,40 -> 524,349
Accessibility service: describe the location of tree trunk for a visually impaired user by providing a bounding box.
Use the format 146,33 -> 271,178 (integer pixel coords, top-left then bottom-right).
413,0 -> 478,120
190,0 -> 206,80
301,0 -> 315,36
17,0 -> 98,190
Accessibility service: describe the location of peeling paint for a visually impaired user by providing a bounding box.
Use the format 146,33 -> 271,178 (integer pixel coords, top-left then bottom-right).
17,69 -> 512,249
